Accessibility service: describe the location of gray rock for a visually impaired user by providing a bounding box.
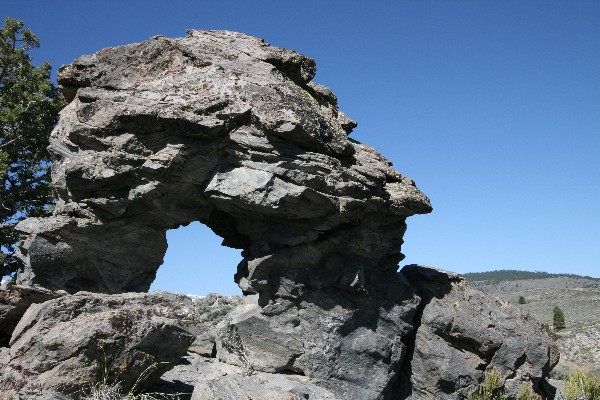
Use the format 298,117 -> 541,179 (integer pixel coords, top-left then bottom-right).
191,359 -> 340,400
189,294 -> 242,356
0,284 -> 65,347
398,265 -> 560,399
215,278 -> 419,400
6,291 -> 195,397
15,30 -> 431,296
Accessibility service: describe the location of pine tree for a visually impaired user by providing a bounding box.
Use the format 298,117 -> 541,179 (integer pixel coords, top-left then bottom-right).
0,17 -> 63,277
553,305 -> 565,330
518,295 -> 526,304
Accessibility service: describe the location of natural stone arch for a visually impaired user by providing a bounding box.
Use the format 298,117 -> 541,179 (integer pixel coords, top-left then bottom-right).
9,31 -> 559,400
15,30 -> 431,300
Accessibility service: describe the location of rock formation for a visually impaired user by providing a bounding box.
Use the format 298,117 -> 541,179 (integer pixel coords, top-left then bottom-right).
16,30 -> 430,297
0,30 -> 559,399
6,292 -> 195,396
0,283 -> 65,347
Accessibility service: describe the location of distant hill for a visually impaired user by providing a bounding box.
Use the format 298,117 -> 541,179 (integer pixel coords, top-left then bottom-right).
463,269 -> 600,376
463,269 -> 600,284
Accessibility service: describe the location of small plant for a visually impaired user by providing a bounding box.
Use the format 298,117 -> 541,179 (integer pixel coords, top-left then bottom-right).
518,385 -> 541,400
563,369 -> 600,400
553,305 -> 566,330
83,382 -> 187,399
80,314 -> 183,400
218,318 -> 252,371
467,367 -> 505,400
518,296 -> 527,304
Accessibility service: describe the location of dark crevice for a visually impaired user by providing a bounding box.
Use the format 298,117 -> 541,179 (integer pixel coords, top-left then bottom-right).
383,268 -> 456,400
278,368 -> 306,376
262,56 -> 316,87
506,353 -> 527,380
383,294 -> 423,400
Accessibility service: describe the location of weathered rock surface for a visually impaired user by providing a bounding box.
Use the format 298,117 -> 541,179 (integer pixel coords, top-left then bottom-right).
16,29 -> 431,297
5,291 -> 195,397
191,359 -> 339,400
7,30 -> 559,399
396,265 -> 560,399
0,283 -> 65,347
188,293 -> 242,356
211,266 -> 559,399
216,277 -> 419,399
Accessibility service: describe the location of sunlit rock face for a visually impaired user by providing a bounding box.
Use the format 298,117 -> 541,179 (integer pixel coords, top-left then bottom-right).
15,30 -> 431,297
12,32 -> 558,399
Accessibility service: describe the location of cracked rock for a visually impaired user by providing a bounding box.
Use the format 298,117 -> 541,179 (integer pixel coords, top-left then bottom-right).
6,292 -> 195,397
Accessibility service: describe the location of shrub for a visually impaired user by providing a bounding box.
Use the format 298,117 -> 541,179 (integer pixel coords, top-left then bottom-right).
218,317 -> 252,371
467,368 -> 543,400
82,383 -> 186,399
553,306 -> 566,330
518,296 -> 527,304
564,369 -> 600,400
518,385 -> 541,400
467,368 -> 505,400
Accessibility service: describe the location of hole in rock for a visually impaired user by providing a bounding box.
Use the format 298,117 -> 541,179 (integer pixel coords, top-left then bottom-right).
150,221 -> 242,296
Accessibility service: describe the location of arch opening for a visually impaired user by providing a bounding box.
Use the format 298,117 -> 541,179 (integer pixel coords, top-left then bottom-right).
150,221 -> 242,296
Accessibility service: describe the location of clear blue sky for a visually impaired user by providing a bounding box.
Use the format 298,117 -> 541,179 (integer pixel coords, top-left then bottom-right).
4,1 -> 599,294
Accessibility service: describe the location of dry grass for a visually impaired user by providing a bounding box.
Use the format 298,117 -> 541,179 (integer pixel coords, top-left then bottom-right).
563,369 -> 600,400
82,382 -> 188,400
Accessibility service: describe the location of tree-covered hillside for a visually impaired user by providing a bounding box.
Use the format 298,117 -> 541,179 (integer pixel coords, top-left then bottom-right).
463,270 -> 600,283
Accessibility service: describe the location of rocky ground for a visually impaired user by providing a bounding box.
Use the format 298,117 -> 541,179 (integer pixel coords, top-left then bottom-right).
467,272 -> 600,376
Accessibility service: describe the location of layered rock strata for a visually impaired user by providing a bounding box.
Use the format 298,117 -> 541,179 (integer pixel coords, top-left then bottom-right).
8,31 -> 558,399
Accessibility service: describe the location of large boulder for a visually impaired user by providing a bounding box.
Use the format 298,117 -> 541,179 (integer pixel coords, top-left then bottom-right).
214,266 -> 559,399
397,265 -> 560,399
215,276 -> 420,399
191,359 -> 339,400
5,292 -> 195,398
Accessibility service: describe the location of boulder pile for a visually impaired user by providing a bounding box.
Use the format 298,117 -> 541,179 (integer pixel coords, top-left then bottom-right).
0,31 -> 558,399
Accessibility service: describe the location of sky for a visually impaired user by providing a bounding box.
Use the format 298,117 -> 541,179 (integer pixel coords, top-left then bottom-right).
4,1 -> 599,295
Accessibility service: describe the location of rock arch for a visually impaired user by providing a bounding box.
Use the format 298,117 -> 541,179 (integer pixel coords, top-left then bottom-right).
16,30 -> 431,300
11,31 -> 558,399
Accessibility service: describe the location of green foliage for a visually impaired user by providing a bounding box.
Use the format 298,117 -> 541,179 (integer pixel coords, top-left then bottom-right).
518,295 -> 527,304
467,368 -> 505,400
553,305 -> 566,330
218,317 -> 244,354
517,385 -> 541,400
564,369 -> 600,400
466,369 -> 543,400
218,317 -> 252,371
0,17 -> 64,277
